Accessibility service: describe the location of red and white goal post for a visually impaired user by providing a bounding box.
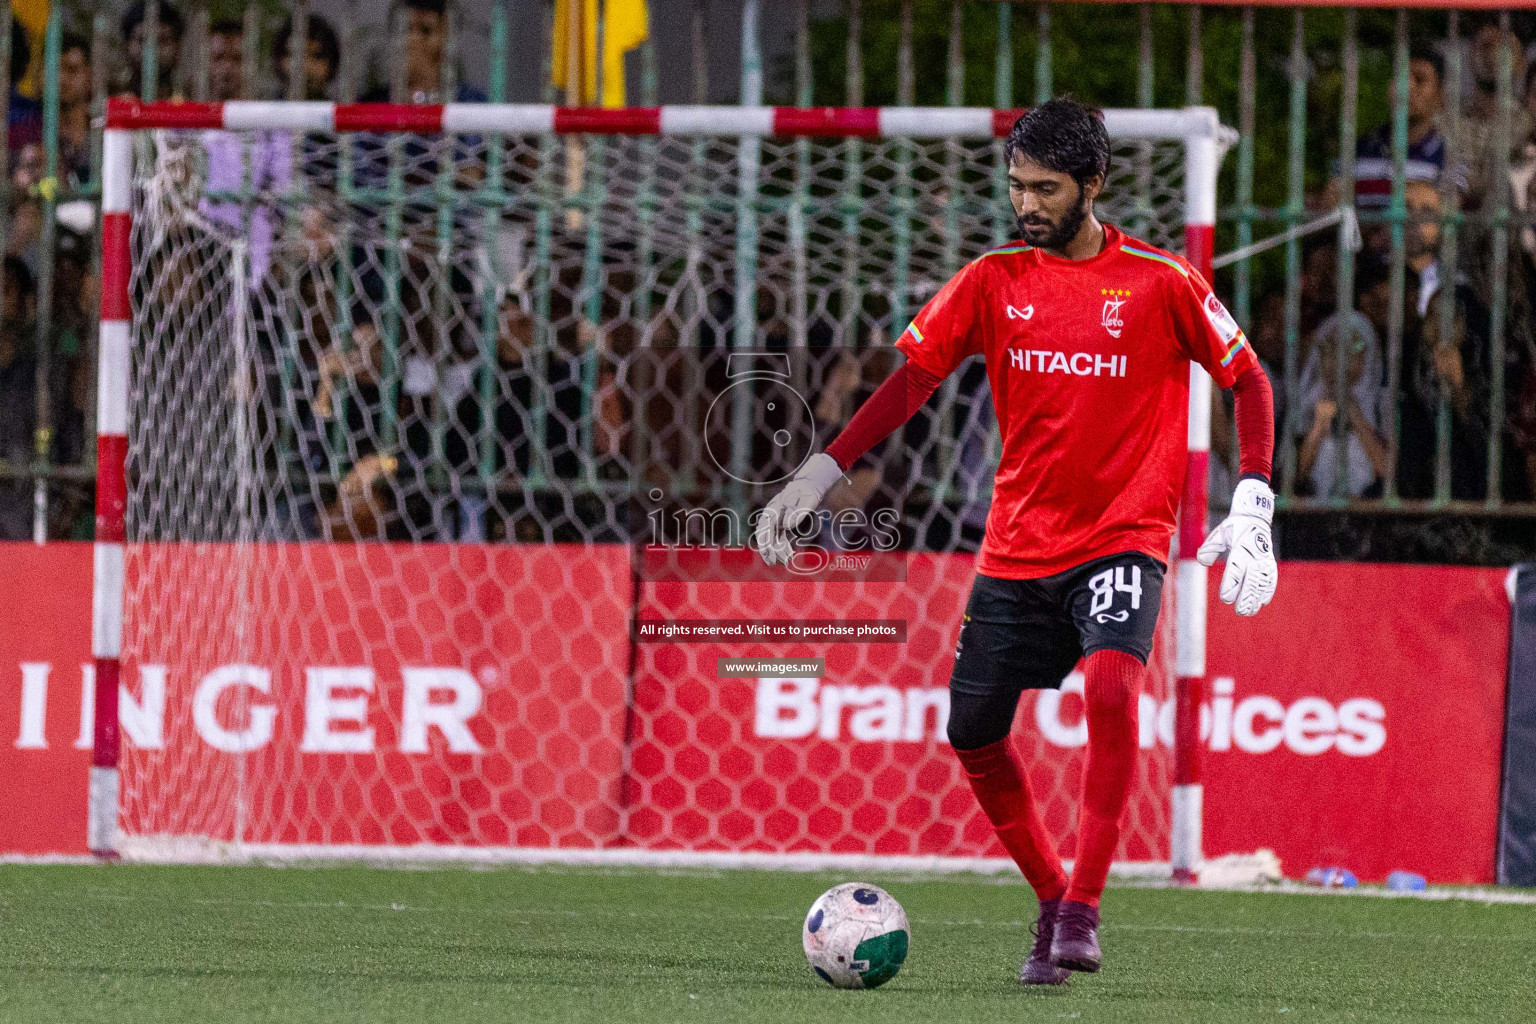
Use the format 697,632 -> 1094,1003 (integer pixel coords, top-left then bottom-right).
90,98 -> 1230,876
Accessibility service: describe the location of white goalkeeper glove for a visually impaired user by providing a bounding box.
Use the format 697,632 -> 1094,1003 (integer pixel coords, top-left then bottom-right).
755,453 -> 844,567
1197,477 -> 1278,617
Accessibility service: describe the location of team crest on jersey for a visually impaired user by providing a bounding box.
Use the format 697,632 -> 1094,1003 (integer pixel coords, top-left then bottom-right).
1203,292 -> 1241,342
1100,288 -> 1130,338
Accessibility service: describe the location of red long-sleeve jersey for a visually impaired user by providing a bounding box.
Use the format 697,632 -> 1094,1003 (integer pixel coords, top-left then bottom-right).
828,223 -> 1269,579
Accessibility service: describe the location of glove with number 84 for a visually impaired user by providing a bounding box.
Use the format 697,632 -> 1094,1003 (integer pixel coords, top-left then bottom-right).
1196,478 -> 1278,617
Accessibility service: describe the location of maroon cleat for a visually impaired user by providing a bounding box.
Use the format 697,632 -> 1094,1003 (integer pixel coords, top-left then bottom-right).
1018,898 -> 1071,986
1049,900 -> 1102,972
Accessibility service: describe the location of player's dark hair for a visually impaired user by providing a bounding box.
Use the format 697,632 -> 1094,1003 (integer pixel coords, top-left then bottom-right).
5,255 -> 35,298
1408,45 -> 1444,86
1467,10 -> 1534,42
60,31 -> 89,59
1354,256 -> 1391,297
1301,233 -> 1335,263
274,14 -> 342,80
208,18 -> 244,38
1004,97 -> 1111,191
120,2 -> 186,41
402,0 -> 449,16
8,21 -> 27,86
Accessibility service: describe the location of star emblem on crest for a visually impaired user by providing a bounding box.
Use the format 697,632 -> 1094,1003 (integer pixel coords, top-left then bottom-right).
1100,288 -> 1131,338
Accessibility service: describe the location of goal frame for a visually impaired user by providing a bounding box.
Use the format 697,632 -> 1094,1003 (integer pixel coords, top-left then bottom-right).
91,98 -> 1227,878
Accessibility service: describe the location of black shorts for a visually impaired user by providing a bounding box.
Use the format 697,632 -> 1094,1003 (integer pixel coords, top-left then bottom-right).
949,551 -> 1166,698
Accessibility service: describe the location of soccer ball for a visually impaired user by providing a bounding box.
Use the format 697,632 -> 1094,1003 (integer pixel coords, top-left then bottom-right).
802,882 -> 910,989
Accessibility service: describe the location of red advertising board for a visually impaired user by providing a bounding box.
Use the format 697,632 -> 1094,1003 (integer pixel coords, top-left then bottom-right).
626,553 -> 1177,863
628,560 -> 1510,882
1204,563 -> 1510,884
0,543 -> 1510,883
0,544 -> 93,854
0,542 -> 633,855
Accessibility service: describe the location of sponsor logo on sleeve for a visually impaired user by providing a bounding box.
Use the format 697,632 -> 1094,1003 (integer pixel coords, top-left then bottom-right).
1204,292 -> 1241,343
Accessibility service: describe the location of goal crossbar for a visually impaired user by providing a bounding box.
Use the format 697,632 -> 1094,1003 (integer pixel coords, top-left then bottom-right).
104,97 -> 1226,143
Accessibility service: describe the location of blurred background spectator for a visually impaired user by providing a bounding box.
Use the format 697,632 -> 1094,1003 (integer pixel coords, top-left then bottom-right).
361,0 -> 485,105
274,12 -> 340,102
7,20 -> 38,154
119,0 -> 183,100
1295,264 -> 1393,500
56,31 -> 90,187
2,0 -> 1535,564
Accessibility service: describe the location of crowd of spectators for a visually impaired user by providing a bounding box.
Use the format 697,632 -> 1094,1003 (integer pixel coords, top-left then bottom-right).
9,4 -> 1536,551
1210,17 -> 1536,508
0,0 -> 521,543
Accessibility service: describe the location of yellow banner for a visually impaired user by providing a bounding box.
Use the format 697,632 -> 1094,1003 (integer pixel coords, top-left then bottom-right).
551,0 -> 649,108
13,0 -> 48,97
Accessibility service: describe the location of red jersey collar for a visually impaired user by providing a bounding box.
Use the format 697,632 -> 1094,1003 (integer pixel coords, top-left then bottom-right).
1027,222 -> 1123,267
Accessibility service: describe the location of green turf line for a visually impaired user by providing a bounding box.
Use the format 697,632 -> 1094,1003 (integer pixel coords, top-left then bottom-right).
0,864 -> 1532,1024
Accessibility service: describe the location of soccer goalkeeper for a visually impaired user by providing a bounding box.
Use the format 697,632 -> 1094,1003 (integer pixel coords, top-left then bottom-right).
755,99 -> 1277,984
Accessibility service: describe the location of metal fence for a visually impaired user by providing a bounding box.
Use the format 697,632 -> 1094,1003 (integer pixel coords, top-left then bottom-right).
8,0 -> 1536,563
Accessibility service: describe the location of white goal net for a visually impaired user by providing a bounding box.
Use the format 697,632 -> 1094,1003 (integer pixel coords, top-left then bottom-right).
95,102 -> 1224,867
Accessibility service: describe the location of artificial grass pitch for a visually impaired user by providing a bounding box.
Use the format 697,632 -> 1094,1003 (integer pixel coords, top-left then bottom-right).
0,863 -> 1532,1023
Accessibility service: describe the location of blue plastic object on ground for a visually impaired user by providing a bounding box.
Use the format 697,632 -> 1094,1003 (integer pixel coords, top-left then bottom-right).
1305,866 -> 1359,888
1386,870 -> 1427,892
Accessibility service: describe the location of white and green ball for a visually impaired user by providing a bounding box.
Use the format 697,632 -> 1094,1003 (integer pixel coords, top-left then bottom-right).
801,882 -> 910,989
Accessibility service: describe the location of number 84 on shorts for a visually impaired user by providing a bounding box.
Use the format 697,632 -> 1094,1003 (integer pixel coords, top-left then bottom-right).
1088,565 -> 1142,624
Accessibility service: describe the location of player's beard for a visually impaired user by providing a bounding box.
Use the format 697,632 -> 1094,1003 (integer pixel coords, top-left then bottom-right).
1016,188 -> 1091,251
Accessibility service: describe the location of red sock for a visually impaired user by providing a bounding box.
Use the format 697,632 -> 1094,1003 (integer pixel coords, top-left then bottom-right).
955,737 -> 1067,902
1065,649 -> 1146,909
